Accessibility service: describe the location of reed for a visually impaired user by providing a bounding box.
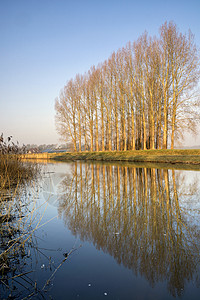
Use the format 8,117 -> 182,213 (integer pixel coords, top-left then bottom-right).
0,135 -> 43,297
20,152 -> 64,160
0,154 -> 38,189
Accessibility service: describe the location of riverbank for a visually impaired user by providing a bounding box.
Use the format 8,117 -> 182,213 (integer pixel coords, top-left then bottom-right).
21,149 -> 200,166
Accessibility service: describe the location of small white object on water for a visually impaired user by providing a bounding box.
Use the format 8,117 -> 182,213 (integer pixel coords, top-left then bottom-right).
88,283 -> 91,287
104,292 -> 108,296
113,232 -> 120,235
41,264 -> 45,269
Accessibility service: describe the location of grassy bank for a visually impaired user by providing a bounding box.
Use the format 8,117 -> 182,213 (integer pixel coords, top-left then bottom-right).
50,149 -> 200,166
20,149 -> 200,165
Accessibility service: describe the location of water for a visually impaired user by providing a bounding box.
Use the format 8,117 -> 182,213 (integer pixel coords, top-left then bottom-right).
1,161 -> 200,299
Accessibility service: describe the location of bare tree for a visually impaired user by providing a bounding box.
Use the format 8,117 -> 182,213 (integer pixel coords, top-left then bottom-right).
55,22 -> 200,152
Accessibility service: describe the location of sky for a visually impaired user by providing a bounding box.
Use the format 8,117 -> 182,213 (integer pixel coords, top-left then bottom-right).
0,0 -> 200,146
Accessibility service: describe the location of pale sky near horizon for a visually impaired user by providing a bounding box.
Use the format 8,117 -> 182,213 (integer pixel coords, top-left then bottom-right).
0,0 -> 200,146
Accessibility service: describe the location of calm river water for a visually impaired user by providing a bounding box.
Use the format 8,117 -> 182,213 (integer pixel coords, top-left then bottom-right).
3,161 -> 200,299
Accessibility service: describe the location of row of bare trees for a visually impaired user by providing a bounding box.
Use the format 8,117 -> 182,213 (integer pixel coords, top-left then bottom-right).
55,22 -> 200,152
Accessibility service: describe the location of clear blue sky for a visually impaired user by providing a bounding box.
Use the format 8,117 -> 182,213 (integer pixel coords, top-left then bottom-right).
0,0 -> 200,146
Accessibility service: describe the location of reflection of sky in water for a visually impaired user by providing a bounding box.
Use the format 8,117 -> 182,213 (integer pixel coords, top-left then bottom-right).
176,170 -> 200,228
41,162 -> 72,206
42,173 -> 67,205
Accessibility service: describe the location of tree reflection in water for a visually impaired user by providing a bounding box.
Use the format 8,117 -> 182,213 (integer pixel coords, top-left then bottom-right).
56,162 -> 200,297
